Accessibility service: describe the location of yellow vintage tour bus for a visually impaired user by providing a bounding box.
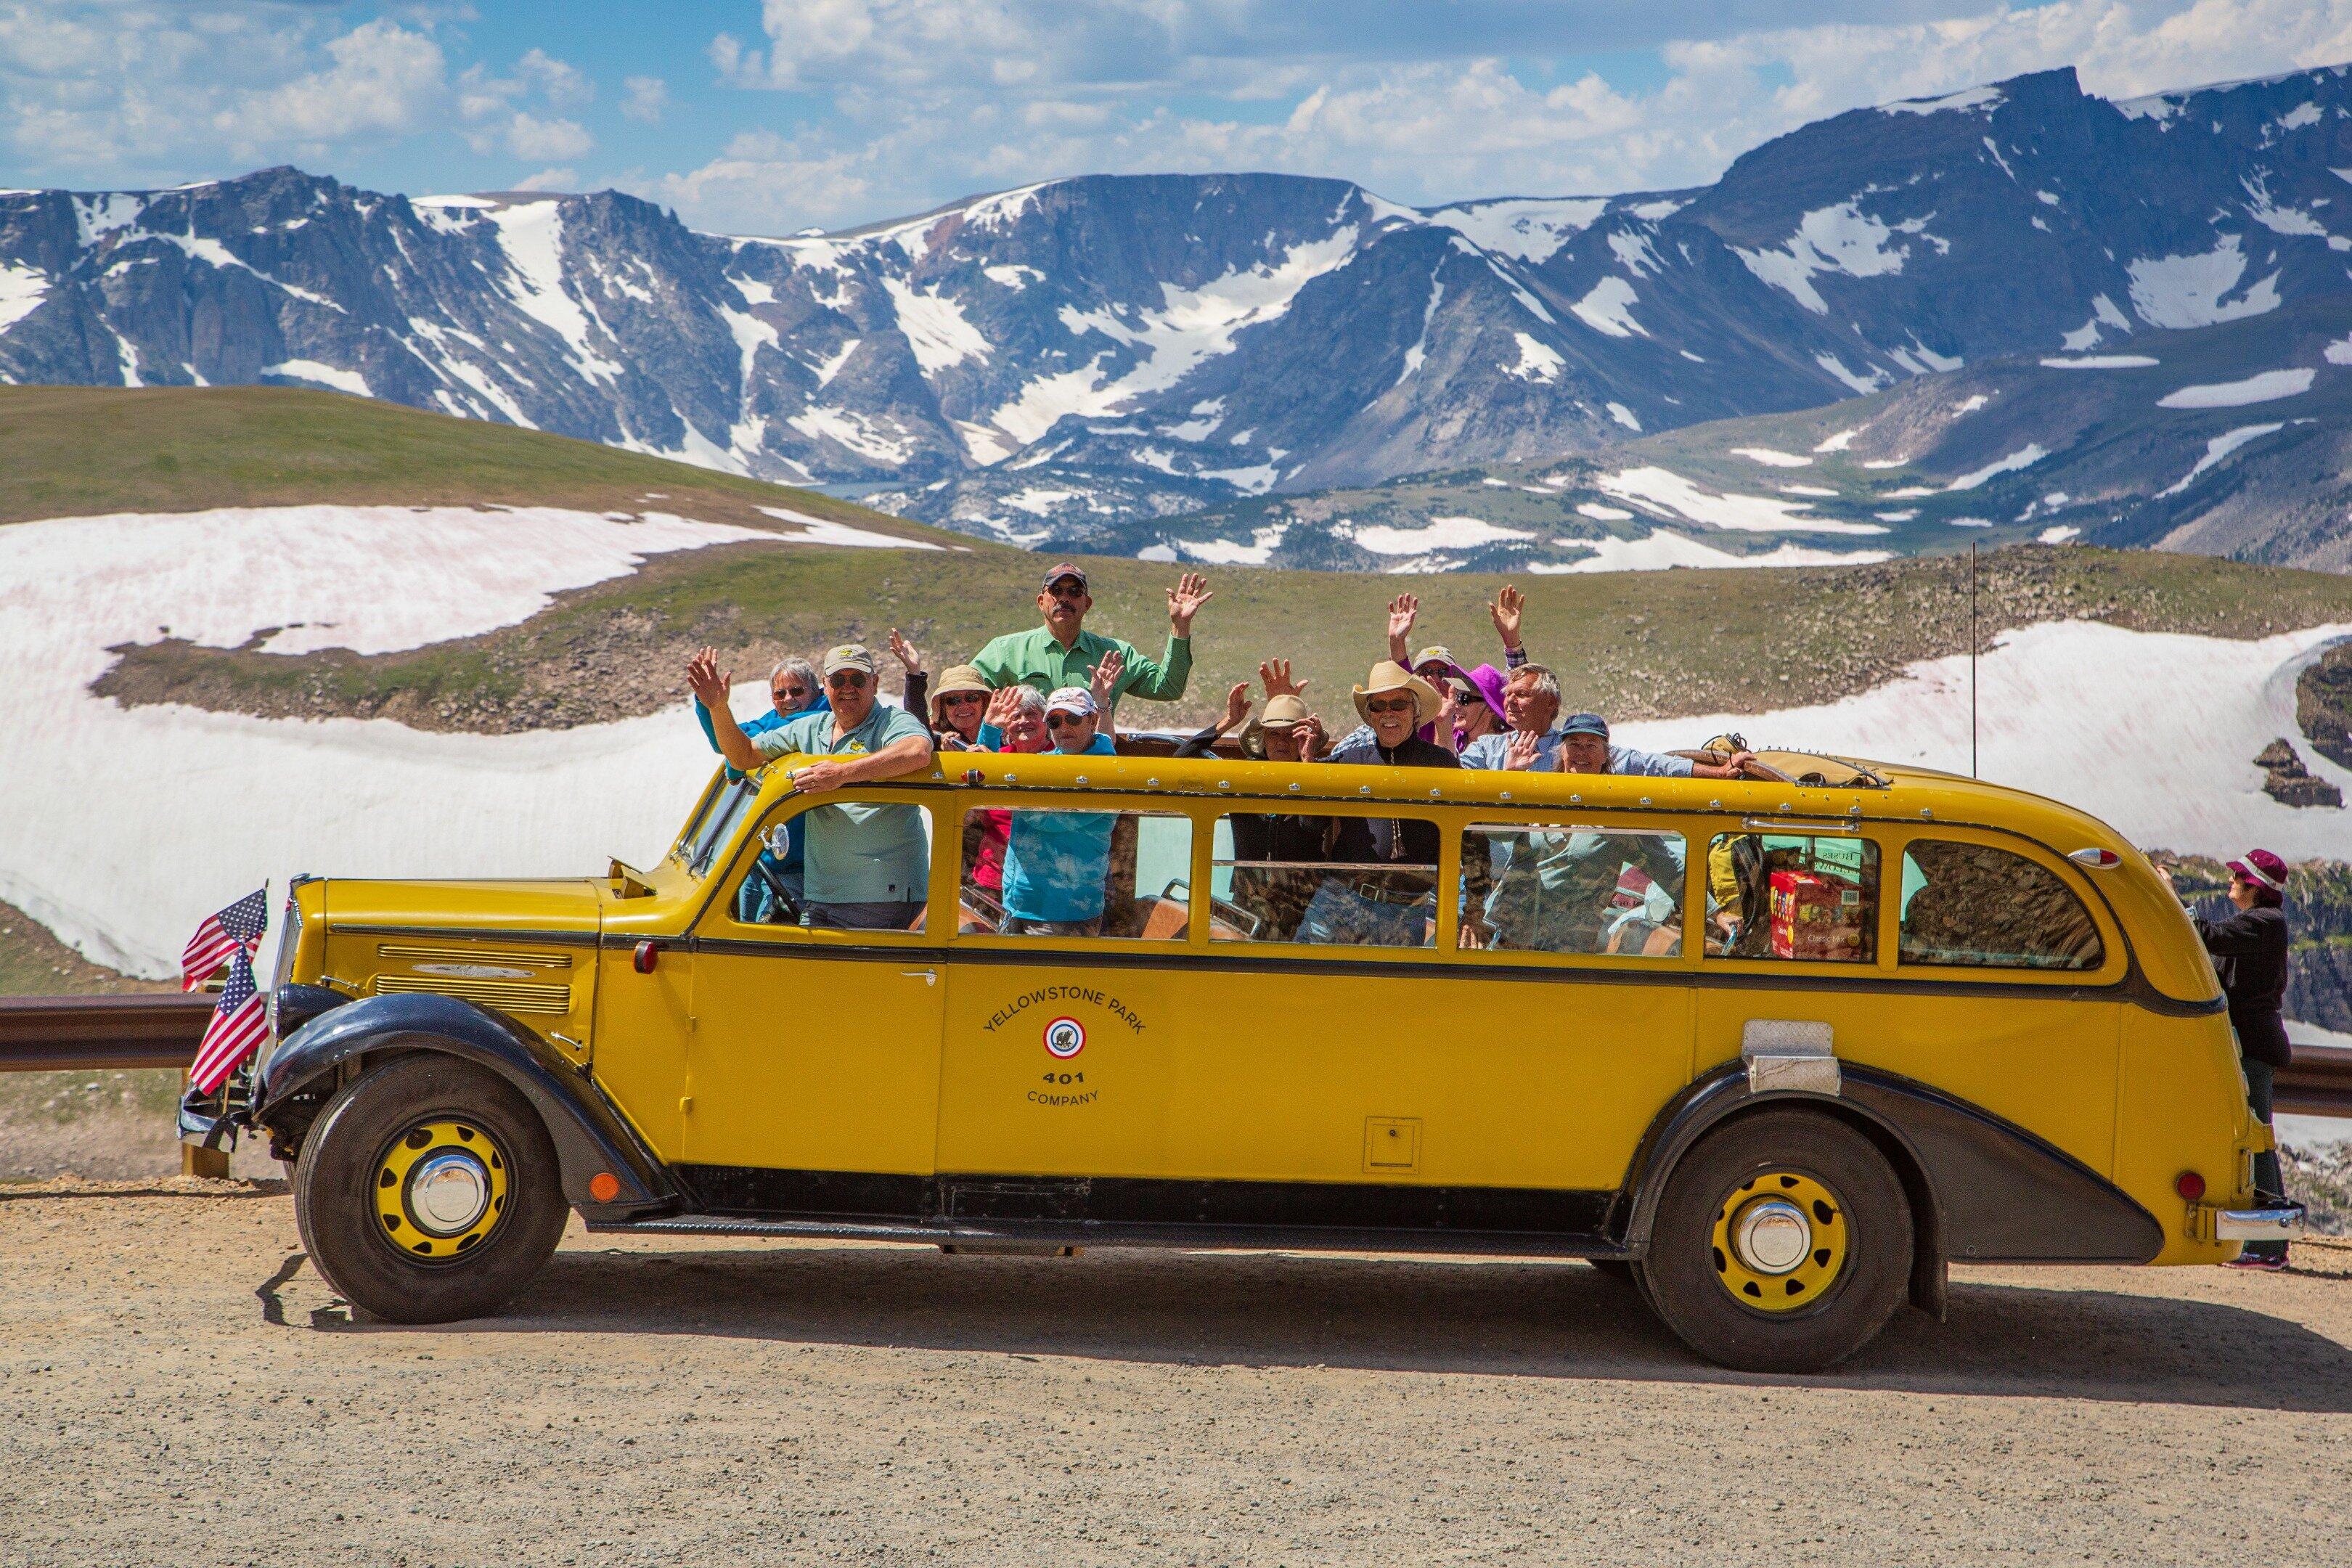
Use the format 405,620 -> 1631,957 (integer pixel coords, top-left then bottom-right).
241,742 -> 2301,1372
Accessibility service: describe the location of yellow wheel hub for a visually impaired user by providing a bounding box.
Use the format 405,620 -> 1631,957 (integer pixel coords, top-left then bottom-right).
1710,1169 -> 1847,1312
373,1119 -> 510,1262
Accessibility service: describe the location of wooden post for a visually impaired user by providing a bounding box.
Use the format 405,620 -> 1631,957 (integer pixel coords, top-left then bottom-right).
180,1069 -> 232,1178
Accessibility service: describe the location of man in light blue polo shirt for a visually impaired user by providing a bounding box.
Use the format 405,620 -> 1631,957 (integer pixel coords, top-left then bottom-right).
690,642 -> 935,930
999,687 -> 1120,936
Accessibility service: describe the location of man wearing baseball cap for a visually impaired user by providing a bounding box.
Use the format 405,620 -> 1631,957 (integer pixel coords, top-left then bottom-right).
2165,848 -> 2296,1268
690,642 -> 935,929
967,562 -> 1213,720
997,687 -> 1122,936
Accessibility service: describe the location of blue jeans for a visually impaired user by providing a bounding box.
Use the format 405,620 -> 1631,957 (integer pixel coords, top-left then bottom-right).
1296,879 -> 1430,947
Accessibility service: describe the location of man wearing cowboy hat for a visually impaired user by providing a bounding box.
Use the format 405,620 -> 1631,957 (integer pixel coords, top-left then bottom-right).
1290,661 -> 1458,945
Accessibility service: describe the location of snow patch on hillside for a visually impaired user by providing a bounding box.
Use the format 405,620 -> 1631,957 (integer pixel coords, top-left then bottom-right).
2157,367 -> 2315,408
1947,444 -> 2049,490
1571,275 -> 1644,338
2042,354 -> 2159,368
882,277 -> 991,373
1612,621 -> 2352,859
1508,332 -> 1566,382
261,359 -> 372,397
1420,197 -> 1604,262
0,507 -> 791,972
1736,203 -> 1909,315
2127,236 -> 2282,329
1532,532 -> 1891,572
1731,446 -> 1812,467
1884,84 -> 2004,116
1598,467 -> 1892,534
2157,422 -> 2285,494
1355,516 -> 1535,554
0,264 -> 48,331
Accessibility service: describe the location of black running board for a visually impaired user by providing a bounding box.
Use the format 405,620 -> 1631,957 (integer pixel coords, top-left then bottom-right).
584,1211 -> 1632,1259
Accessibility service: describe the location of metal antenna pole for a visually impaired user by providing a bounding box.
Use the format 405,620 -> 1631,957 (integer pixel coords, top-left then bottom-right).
1969,543 -> 1980,780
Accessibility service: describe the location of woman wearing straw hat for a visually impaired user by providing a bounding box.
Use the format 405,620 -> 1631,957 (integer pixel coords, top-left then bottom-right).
926,664 -> 992,750
1291,660 -> 1458,946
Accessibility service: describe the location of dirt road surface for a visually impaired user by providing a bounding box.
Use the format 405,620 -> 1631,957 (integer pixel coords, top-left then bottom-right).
4,1180 -> 2350,1567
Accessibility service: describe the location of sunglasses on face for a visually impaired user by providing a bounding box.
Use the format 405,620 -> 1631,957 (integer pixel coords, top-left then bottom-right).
1045,582 -> 1088,601
941,690 -> 985,707
1046,713 -> 1090,729
826,671 -> 870,690
1366,697 -> 1415,715
774,685 -> 808,703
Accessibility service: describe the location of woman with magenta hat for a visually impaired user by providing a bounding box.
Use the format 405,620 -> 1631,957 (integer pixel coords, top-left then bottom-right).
2165,848 -> 2295,1270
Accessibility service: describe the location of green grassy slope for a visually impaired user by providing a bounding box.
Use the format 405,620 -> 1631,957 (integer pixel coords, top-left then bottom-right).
20,386 -> 2352,733
0,385 -> 967,544
108,532 -> 2352,732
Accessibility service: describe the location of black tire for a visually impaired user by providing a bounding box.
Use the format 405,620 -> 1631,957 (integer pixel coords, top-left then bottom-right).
293,1053 -> 568,1324
1641,1108 -> 1912,1373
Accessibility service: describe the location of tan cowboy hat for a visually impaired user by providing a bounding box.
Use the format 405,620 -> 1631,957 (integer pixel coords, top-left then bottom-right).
1240,693 -> 1314,757
928,664 -> 989,723
1351,660 -> 1442,727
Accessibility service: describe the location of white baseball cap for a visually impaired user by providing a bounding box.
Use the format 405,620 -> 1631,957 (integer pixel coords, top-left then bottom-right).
1045,686 -> 1098,718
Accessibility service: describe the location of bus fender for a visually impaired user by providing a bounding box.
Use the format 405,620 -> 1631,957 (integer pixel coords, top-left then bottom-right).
1620,1061 -> 2163,1303
253,991 -> 677,1218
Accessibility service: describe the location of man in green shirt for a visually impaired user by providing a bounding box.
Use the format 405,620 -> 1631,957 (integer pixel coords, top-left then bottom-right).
967,563 -> 1212,719
690,642 -> 934,930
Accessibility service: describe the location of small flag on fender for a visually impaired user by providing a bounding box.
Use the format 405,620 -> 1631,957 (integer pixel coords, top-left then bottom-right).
189,948 -> 269,1096
181,888 -> 268,991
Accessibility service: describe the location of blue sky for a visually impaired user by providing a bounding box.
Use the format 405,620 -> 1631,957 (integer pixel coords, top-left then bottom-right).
3,1 -> 2348,234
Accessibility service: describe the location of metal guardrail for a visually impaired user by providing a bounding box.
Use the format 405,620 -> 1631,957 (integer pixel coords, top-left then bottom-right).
0,994 -> 216,1071
2,992 -> 2351,1117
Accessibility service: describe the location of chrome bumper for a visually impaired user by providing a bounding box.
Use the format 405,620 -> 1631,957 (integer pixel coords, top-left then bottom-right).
2216,1202 -> 2306,1241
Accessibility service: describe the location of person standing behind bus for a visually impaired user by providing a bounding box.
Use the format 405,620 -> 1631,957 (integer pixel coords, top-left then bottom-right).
968,563 -> 1211,721
2166,849 -> 2294,1270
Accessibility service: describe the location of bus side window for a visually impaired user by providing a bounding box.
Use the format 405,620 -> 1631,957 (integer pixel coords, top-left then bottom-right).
1898,839 -> 2104,971
1460,823 -> 1687,957
728,798 -> 934,933
963,807 -> 1193,940
1212,812 -> 1438,948
1706,833 -> 1879,963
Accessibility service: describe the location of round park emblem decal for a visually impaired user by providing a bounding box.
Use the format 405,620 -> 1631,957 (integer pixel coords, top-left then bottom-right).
1042,1016 -> 1086,1059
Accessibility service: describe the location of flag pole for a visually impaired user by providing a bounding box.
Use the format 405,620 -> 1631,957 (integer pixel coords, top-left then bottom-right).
1969,543 -> 1980,780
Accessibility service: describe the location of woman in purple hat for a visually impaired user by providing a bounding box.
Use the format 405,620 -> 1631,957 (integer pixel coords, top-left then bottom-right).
2168,848 -> 2295,1269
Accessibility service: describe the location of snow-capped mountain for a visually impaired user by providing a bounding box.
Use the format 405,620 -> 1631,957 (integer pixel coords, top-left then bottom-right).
4,63 -> 2352,556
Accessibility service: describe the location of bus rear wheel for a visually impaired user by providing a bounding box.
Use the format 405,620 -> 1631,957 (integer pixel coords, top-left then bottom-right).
1641,1108 -> 1911,1373
293,1053 -> 568,1323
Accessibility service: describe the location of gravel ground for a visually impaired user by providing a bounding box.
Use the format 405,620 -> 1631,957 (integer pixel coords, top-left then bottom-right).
4,1182 -> 2351,1567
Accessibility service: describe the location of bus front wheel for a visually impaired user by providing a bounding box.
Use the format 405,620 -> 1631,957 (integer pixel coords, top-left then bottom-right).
1641,1108 -> 1912,1373
293,1053 -> 568,1323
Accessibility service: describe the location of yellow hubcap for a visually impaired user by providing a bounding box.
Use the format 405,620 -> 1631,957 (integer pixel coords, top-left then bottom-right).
1710,1169 -> 1847,1312
374,1119 -> 510,1262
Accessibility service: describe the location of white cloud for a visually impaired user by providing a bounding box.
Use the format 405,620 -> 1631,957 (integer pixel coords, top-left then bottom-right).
517,49 -> 594,109
644,129 -> 874,236
655,0 -> 2352,232
620,75 -> 669,123
502,112 -> 593,163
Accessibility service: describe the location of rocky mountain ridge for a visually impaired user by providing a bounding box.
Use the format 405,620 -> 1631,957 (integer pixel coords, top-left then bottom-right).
4,62 -> 2352,560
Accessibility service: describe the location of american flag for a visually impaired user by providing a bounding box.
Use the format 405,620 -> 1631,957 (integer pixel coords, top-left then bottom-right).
181,888 -> 268,991
189,950 -> 269,1095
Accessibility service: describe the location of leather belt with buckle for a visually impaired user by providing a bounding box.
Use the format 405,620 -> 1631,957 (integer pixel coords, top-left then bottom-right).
1350,879 -> 1431,905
